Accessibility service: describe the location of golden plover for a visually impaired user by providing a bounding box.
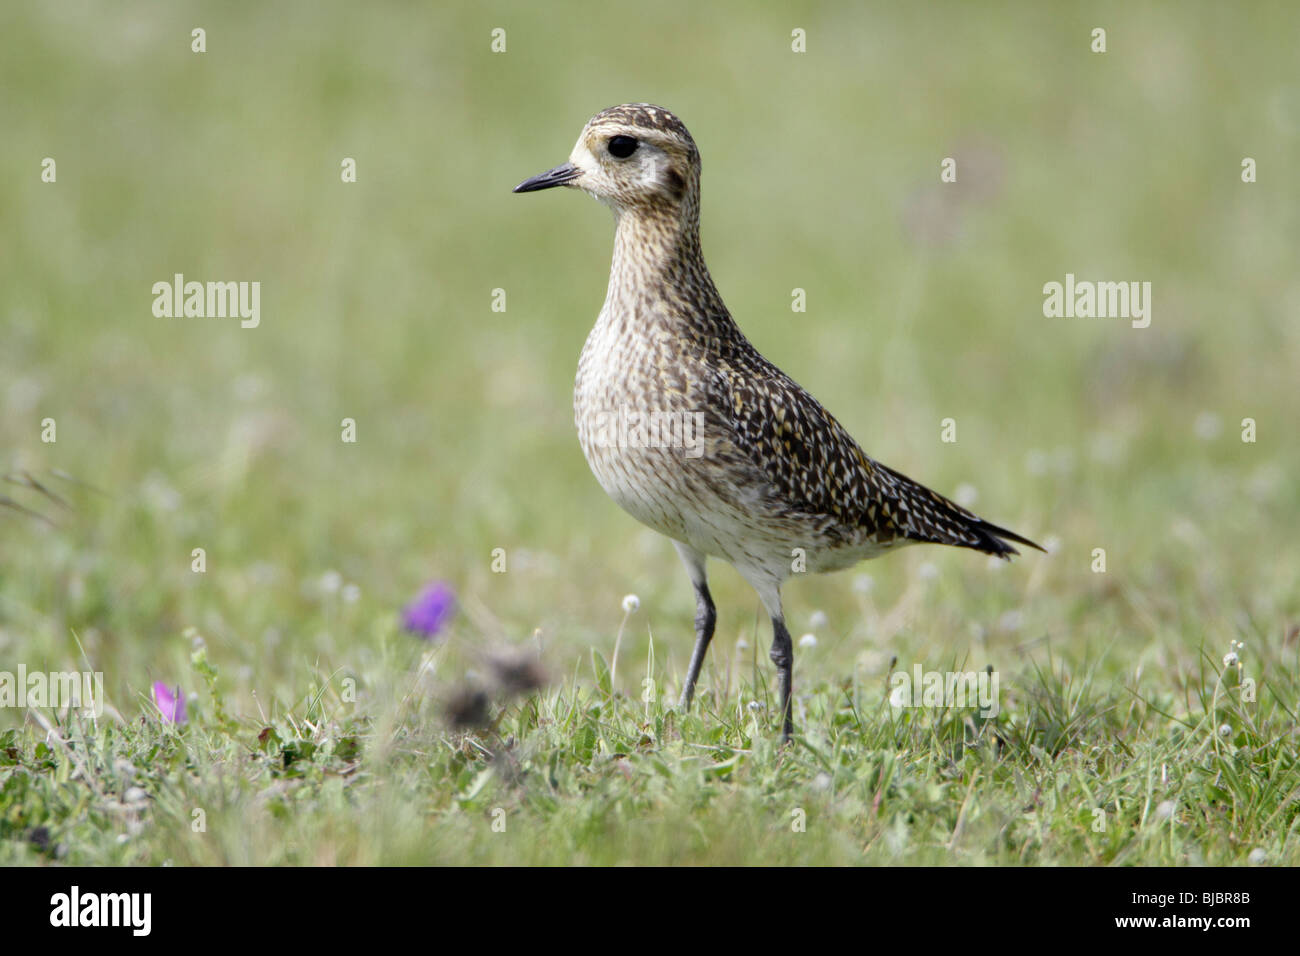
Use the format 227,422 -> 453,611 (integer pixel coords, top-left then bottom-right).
515,104 -> 1041,740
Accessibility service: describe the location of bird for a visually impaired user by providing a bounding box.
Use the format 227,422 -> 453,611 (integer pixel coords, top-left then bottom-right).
514,103 -> 1041,741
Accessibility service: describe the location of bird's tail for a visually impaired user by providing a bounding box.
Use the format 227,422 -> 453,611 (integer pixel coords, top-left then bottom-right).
877,463 -> 1044,560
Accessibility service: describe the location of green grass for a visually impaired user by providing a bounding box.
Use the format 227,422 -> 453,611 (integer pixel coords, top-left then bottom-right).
2,0 -> 1298,865
0,632 -> 1293,865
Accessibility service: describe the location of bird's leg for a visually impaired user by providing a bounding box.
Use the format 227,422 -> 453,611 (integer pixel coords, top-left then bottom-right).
674,542 -> 715,710
769,616 -> 794,741
680,580 -> 716,710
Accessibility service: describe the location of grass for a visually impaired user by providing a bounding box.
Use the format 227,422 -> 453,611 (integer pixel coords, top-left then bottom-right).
1,628 -> 1293,865
2,0 -> 1298,865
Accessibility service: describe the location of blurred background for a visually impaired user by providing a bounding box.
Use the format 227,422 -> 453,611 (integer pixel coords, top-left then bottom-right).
1,0 -> 1297,721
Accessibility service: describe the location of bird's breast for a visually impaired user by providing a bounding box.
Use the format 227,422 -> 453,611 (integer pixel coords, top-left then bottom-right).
570,306 -> 843,576
573,311 -> 720,536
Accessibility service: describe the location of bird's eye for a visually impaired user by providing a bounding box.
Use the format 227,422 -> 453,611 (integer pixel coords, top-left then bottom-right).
607,135 -> 639,158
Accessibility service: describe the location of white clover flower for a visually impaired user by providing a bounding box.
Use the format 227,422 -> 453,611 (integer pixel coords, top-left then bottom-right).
319,570 -> 343,594
1222,639 -> 1245,670
809,610 -> 828,630
621,593 -> 640,613
852,574 -> 874,595
798,633 -> 817,649
1218,723 -> 1233,737
342,583 -> 361,604
918,562 -> 939,581
1248,848 -> 1267,865
954,483 -> 978,508
735,639 -> 750,652
1154,800 -> 1176,822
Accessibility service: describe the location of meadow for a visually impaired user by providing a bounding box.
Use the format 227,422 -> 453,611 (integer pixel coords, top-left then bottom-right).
1,1 -> 1297,865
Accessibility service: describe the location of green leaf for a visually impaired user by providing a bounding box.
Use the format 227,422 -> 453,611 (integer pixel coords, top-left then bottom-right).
591,650 -> 612,697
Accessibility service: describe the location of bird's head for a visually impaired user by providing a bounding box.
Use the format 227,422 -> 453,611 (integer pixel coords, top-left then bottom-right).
513,104 -> 700,216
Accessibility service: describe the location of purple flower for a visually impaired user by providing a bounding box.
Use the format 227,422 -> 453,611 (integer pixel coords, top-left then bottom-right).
402,580 -> 456,639
152,682 -> 187,724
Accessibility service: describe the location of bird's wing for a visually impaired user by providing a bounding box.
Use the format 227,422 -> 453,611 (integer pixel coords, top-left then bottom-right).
715,340 -> 1039,557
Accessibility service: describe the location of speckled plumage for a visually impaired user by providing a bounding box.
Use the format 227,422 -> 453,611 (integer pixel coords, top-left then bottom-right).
515,104 -> 1041,740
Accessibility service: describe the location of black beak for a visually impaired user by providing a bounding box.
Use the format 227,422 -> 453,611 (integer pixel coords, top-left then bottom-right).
513,162 -> 581,193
